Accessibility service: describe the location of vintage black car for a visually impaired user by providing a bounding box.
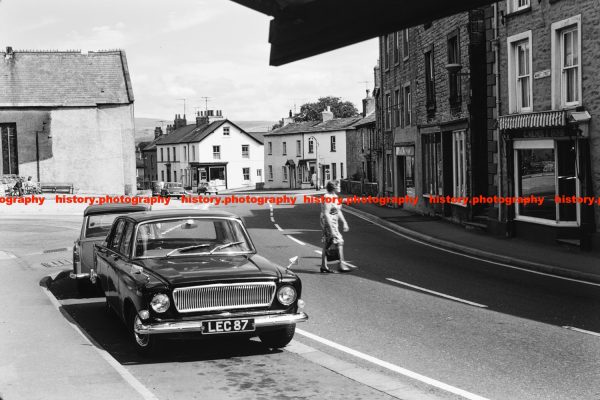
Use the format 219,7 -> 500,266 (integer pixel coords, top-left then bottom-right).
92,210 -> 307,354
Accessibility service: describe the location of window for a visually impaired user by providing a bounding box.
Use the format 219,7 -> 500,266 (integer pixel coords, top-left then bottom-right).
422,132 -> 442,195
508,31 -> 532,113
282,142 -> 287,155
223,126 -> 230,136
296,140 -> 301,156
167,148 -> 170,161
192,145 -> 195,161
452,130 -> 467,198
447,34 -> 461,105
394,90 -> 401,127
514,140 -> 578,224
1,123 -> 18,174
174,170 -> 177,182
424,50 -> 435,110
160,148 -> 164,162
341,162 -> 344,179
394,32 -> 400,64
257,169 -> 262,177
508,0 -> 530,13
403,84 -> 411,126
243,167 -> 250,181
332,163 -> 337,180
161,170 -> 164,181
552,16 -> 581,109
242,144 -> 249,158
330,136 -> 336,152
385,93 -> 391,130
213,145 -> 221,159
383,35 -> 390,69
110,219 -> 126,252
282,166 -> 288,181
402,29 -> 409,60
386,154 -> 393,189
268,165 -> 273,180
172,147 -> 176,161
268,142 -> 272,155
308,138 -> 314,154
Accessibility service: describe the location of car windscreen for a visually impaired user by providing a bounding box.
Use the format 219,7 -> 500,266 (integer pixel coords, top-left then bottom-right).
86,213 -> 127,238
134,218 -> 253,258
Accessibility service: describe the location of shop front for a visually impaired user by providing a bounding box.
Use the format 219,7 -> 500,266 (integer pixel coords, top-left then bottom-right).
190,162 -> 228,191
498,110 -> 595,248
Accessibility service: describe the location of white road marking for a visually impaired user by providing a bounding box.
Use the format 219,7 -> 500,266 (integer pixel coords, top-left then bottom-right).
344,208 -> 600,288
386,278 -> 487,308
274,224 -> 283,232
562,326 -> 600,337
41,286 -> 159,400
285,235 -> 305,246
296,328 -> 490,400
270,216 -> 275,223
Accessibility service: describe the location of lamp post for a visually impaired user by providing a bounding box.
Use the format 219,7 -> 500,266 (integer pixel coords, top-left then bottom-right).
308,135 -> 320,190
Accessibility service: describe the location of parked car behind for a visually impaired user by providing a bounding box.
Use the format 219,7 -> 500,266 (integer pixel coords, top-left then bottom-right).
70,204 -> 150,295
160,182 -> 185,199
93,209 -> 307,354
197,181 -> 219,195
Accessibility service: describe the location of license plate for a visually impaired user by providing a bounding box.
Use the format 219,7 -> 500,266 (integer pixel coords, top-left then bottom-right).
202,318 -> 255,334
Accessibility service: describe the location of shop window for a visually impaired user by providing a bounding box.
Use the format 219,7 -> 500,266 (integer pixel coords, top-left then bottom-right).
452,130 -> 467,198
0,123 -> 18,174
514,140 -> 578,224
422,132 -> 442,195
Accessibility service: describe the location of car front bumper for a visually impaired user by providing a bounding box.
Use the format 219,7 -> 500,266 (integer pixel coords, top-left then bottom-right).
135,312 -> 308,335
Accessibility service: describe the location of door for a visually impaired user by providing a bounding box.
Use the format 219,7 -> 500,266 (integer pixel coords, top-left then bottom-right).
1,123 -> 19,175
105,219 -> 127,312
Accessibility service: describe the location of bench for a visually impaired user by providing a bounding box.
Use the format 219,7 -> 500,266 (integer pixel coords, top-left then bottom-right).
41,183 -> 74,194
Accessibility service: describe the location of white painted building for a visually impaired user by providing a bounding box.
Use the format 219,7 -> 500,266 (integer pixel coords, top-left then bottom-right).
156,111 -> 264,191
264,109 -> 361,189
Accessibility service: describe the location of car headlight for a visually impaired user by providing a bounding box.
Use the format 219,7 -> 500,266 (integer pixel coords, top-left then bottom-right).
277,285 -> 297,306
150,293 -> 170,313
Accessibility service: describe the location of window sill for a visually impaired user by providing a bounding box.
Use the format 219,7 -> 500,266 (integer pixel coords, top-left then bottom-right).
505,6 -> 531,19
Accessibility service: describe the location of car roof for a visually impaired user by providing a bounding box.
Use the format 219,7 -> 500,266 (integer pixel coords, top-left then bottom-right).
120,209 -> 240,223
84,204 -> 151,216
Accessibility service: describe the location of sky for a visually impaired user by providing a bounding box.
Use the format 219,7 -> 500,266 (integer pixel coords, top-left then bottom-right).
0,0 -> 379,123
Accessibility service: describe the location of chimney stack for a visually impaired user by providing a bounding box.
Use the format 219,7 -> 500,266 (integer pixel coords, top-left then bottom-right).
154,126 -> 163,139
282,109 -> 294,126
5,46 -> 14,60
321,106 -> 334,122
362,90 -> 375,117
174,113 -> 187,130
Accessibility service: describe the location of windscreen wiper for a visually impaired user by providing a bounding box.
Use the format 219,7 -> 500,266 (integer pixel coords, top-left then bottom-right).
208,241 -> 245,255
166,244 -> 210,257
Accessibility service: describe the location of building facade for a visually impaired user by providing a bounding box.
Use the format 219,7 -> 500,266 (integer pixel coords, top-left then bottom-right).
377,9 -> 489,217
494,0 -> 599,248
346,92 -> 377,182
263,109 -> 360,189
0,48 -> 136,194
155,111 -> 264,191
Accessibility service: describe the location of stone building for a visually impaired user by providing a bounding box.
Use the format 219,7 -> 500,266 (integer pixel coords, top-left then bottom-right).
0,48 -> 136,194
346,91 -> 377,182
493,0 -> 599,248
377,9 -> 489,216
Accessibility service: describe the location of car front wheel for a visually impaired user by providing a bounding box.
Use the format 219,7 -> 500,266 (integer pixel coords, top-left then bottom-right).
259,324 -> 296,349
128,308 -> 157,355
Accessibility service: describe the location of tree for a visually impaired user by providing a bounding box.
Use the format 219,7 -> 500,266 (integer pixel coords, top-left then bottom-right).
294,96 -> 359,122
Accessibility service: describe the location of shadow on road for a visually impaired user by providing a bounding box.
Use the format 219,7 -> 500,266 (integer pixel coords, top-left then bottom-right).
43,273 -> 282,366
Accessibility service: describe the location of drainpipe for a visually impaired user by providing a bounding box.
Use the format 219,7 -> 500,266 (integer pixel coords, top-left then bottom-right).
493,2 -> 503,223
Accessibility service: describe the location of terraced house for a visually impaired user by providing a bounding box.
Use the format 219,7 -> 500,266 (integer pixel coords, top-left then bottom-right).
494,0 -> 600,249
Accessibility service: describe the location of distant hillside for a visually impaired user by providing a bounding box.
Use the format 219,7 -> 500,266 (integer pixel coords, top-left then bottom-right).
135,118 -> 275,142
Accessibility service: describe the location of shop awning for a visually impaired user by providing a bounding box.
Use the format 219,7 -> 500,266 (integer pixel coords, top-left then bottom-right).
298,158 -> 316,165
497,111 -> 567,131
230,0 -> 497,65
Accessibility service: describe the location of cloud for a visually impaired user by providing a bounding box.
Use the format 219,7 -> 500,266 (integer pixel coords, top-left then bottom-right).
162,6 -> 221,33
60,23 -> 131,51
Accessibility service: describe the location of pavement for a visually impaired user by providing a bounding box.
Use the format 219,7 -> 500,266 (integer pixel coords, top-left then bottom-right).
341,198 -> 600,284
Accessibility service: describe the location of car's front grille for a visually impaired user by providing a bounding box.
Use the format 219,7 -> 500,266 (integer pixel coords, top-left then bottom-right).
172,282 -> 276,313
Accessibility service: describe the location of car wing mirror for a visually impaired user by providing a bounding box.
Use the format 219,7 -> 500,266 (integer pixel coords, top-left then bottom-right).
285,256 -> 299,270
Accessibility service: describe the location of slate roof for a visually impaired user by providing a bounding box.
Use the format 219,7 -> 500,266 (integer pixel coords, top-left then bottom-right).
265,117 -> 361,136
351,112 -> 376,128
154,119 -> 263,146
0,49 -> 134,107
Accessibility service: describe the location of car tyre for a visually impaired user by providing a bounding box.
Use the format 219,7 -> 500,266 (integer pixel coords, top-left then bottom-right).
127,307 -> 158,356
259,324 -> 296,349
